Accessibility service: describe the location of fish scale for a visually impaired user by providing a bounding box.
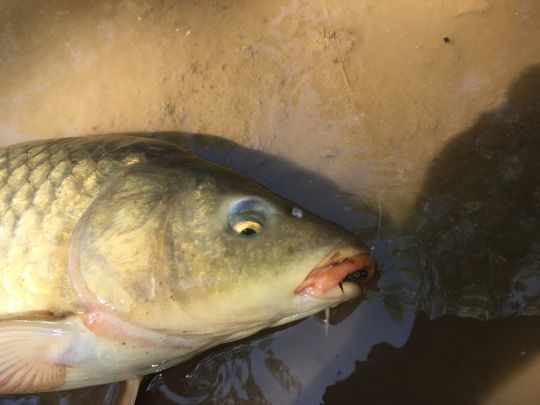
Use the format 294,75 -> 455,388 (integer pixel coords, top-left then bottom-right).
0,138 -> 124,315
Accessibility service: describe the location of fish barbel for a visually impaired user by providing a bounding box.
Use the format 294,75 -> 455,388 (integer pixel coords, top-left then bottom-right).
0,135 -> 375,395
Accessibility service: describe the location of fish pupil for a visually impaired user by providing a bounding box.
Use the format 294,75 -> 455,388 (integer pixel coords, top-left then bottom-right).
241,227 -> 256,236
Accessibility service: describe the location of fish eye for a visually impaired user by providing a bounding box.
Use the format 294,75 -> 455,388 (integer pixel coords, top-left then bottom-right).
233,220 -> 263,236
228,198 -> 268,237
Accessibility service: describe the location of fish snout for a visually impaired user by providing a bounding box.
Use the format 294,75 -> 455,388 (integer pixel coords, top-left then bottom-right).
295,249 -> 376,299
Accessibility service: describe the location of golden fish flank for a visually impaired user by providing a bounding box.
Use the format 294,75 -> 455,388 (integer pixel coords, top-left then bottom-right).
0,135 -> 375,396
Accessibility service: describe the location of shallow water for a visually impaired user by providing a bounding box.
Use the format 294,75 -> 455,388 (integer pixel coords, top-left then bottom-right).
1,1 -> 540,404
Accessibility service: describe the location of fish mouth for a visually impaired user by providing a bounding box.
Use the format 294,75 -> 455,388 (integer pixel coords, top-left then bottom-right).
294,249 -> 376,299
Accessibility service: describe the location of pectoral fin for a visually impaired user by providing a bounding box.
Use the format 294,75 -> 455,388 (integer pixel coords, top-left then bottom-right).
0,320 -> 68,394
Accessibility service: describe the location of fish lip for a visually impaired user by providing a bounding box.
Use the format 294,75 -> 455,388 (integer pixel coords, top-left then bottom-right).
294,247 -> 375,299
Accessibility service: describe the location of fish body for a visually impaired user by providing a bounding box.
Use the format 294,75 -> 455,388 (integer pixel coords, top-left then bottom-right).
0,135 -> 374,394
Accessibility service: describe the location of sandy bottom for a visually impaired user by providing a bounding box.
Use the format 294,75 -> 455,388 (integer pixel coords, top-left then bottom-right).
1,1 -> 540,404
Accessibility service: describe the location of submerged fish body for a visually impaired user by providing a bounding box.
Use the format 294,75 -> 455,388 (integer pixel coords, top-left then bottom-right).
0,135 -> 374,394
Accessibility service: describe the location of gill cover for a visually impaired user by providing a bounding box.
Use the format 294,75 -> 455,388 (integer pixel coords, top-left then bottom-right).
68,168 -> 186,337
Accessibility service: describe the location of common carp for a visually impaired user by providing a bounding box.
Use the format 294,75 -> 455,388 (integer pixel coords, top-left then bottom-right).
0,135 -> 374,399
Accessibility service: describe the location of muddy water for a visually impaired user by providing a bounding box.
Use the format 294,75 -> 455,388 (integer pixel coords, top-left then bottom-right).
1,1 -> 540,404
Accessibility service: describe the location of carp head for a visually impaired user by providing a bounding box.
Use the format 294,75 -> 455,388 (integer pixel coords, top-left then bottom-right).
68,145 -> 375,346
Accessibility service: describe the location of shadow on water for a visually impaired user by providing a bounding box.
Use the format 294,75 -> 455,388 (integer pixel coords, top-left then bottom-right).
323,65 -> 540,404
409,65 -> 540,320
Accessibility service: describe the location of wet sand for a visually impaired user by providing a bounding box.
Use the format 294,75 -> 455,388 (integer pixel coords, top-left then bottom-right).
1,1 -> 539,404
